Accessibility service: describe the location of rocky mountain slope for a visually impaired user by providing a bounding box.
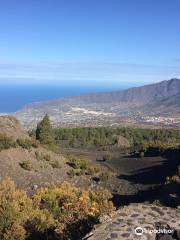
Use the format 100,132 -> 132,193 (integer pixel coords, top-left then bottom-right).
14,78 -> 180,128
0,116 -> 113,194
143,92 -> 180,116
0,116 -> 27,139
21,78 -> 180,107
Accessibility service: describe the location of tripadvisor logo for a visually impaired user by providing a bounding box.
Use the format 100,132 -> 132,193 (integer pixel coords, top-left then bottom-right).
135,227 -> 143,235
134,226 -> 174,236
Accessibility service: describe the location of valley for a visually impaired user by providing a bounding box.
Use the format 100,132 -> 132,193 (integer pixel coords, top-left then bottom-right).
12,78 -> 180,129
0,79 -> 180,239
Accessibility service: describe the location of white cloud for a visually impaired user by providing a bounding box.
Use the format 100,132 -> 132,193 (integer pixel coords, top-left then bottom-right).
0,61 -> 179,85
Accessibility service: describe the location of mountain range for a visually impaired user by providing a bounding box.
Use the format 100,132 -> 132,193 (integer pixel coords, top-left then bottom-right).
14,78 -> 180,128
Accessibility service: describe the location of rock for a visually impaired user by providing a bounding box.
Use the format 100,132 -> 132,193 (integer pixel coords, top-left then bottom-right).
110,232 -> 119,238
32,184 -> 38,190
99,215 -> 112,223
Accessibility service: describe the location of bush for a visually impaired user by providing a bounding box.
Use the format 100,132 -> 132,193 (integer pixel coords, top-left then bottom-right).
89,187 -> 115,215
0,178 -> 33,240
139,151 -> 144,158
67,155 -> 102,177
93,166 -> 101,174
68,156 -> 89,170
98,171 -> 113,182
102,152 -> 112,161
67,155 -> 107,180
17,138 -> 39,149
0,179 -> 115,240
33,182 -> 115,239
0,134 -> 16,151
35,151 -> 51,162
42,154 -> 51,162
166,165 -> 180,184
19,160 -> 33,171
67,169 -> 76,177
86,166 -> 101,176
50,160 -> 61,169
85,166 -> 96,175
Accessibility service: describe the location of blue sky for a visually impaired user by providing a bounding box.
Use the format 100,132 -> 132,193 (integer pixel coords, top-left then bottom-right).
0,0 -> 180,86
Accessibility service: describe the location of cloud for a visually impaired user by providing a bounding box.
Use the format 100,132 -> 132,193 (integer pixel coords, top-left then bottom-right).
0,61 -> 179,85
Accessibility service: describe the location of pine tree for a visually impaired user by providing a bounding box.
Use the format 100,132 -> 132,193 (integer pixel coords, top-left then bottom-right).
36,114 -> 54,144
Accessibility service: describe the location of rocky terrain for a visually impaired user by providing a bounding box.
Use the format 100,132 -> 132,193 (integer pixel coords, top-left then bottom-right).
0,116 -> 179,239
0,116 -> 97,193
13,78 -> 180,129
0,147 -> 67,192
0,115 -> 27,139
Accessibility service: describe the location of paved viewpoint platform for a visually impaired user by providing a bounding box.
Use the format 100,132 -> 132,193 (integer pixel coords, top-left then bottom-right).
89,203 -> 180,240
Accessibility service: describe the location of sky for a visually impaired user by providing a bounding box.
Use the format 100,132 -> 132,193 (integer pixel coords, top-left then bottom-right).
0,0 -> 180,86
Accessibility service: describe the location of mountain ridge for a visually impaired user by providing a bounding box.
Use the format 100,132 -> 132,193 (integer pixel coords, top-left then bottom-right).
21,78 -> 180,109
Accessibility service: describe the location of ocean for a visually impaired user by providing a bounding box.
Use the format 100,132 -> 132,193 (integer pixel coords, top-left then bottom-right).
0,84 -> 130,113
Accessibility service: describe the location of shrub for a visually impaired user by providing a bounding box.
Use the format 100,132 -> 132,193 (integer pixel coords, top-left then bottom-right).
67,155 -> 105,178
101,146 -> 109,151
69,138 -> 75,147
19,160 -> 33,171
86,166 -> 101,176
0,178 -> 56,239
68,156 -> 89,170
42,154 -> 51,162
0,134 -> 16,151
85,166 -> 96,175
17,138 -> 39,149
33,182 -> 114,239
152,199 -> 162,206
0,179 -> 115,240
93,166 -> 101,174
102,152 -> 112,161
0,178 -> 33,240
98,171 -> 113,182
35,152 -> 51,162
139,151 -> 144,158
166,165 -> 180,185
50,160 -> 61,169
89,187 -> 115,216
67,169 -> 76,177
166,174 -> 180,185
